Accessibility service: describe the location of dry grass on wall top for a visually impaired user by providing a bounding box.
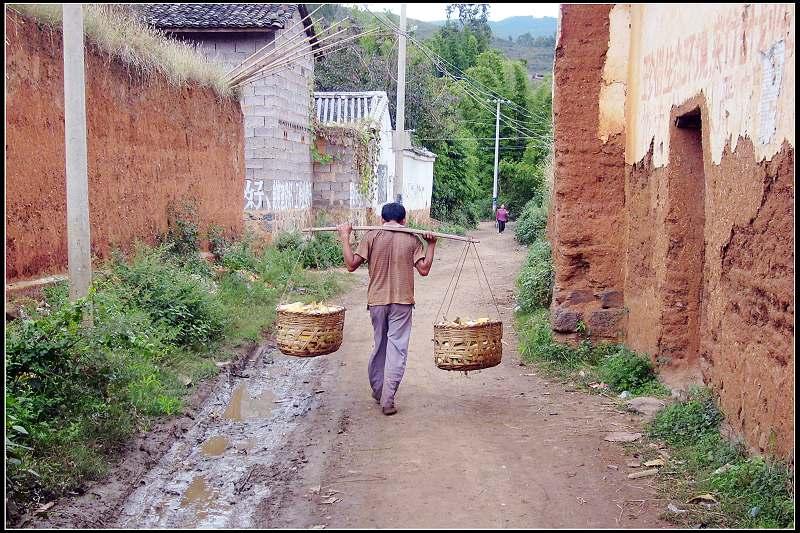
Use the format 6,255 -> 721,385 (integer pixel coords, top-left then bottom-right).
7,4 -> 234,98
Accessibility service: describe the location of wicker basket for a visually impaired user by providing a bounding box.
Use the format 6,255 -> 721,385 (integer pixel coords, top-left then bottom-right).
433,320 -> 503,371
275,306 -> 346,357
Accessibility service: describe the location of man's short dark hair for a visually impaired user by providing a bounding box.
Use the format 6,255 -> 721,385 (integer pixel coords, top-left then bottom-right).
381,202 -> 406,222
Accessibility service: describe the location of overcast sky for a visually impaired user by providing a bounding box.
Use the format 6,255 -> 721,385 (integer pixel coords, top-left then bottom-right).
358,3 -> 560,22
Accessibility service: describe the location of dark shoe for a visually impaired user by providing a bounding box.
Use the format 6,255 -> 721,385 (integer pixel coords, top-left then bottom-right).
382,405 -> 397,416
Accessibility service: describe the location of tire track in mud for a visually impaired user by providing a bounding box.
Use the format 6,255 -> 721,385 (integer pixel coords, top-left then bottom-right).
114,346 -> 329,528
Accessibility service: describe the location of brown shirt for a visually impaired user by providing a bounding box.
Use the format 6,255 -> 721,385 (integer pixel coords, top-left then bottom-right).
354,229 -> 426,305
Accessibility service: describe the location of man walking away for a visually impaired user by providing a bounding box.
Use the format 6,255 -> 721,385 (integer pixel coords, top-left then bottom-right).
496,204 -> 509,234
337,203 -> 437,415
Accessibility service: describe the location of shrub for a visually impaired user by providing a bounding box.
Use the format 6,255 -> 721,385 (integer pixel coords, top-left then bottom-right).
301,232 -> 344,269
160,201 -> 201,258
219,240 -> 258,272
516,240 -> 554,311
207,224 -> 231,261
514,199 -> 548,245
109,246 -> 226,347
595,346 -> 658,393
273,231 -> 304,252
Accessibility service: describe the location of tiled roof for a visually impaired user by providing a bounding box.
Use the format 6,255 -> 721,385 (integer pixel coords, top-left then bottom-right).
144,4 -> 297,30
314,91 -> 390,125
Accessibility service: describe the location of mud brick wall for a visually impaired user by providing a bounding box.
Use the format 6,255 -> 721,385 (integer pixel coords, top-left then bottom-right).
554,4 -> 795,458
4,11 -> 244,283
626,132 -> 795,457
550,4 -> 627,343
181,9 -> 314,239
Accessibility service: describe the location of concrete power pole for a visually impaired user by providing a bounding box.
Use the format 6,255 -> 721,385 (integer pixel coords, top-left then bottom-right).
393,3 -> 407,204
491,98 -> 502,216
63,4 -> 92,301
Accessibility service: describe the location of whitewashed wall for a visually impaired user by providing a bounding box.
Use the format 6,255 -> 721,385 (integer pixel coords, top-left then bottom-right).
401,149 -> 435,212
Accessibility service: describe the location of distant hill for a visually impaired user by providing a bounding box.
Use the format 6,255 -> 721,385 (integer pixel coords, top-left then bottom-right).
407,16 -> 554,78
489,16 -> 557,40
417,16 -> 557,41
307,5 -> 554,78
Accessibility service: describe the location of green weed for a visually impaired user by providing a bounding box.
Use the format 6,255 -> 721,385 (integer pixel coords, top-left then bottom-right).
595,346 -> 659,394
643,389 -> 794,528
514,199 -> 548,245
648,388 -> 723,446
515,240 -> 554,312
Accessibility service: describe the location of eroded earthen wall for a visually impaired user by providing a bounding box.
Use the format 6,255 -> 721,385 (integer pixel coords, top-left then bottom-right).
555,4 -> 794,458
5,11 -> 245,282
551,4 -> 627,342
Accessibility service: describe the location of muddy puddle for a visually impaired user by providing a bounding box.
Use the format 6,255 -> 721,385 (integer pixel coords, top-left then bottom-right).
115,347 -> 326,528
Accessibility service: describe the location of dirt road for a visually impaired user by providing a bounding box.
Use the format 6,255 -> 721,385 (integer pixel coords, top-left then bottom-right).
267,222 -> 667,528
26,222 -> 668,528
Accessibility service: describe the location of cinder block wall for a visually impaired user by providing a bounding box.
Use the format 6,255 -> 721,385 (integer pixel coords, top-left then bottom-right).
183,10 -> 314,240
312,136 -> 372,226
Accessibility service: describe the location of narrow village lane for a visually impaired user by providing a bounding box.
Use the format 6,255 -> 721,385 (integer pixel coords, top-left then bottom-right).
26,223 -> 669,529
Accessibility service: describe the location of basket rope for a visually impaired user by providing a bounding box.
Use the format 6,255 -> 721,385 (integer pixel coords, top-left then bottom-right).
435,242 -> 502,323
435,242 -> 470,323
471,242 -> 503,320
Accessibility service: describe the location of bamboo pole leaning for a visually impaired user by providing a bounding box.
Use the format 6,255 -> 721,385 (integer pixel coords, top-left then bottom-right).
226,4 -> 324,81
235,28 -> 383,88
227,18 -> 350,86
302,226 -> 480,244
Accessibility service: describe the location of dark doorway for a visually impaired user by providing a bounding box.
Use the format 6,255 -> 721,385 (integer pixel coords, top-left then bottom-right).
657,105 -> 706,372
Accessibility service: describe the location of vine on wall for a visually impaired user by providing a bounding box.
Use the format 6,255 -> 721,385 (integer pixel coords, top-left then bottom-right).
312,119 -> 380,200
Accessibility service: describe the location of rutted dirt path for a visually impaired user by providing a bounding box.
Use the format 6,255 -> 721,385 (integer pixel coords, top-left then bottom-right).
267,222 -> 668,528
24,222 -> 669,528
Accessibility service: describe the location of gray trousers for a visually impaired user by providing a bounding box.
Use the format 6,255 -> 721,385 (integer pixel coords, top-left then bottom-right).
368,304 -> 413,408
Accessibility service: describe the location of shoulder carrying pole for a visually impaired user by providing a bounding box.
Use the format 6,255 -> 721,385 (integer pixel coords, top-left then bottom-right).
302,226 -> 480,244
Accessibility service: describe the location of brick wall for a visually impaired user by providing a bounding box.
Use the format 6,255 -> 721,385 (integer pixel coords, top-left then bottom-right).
312,134 -> 372,226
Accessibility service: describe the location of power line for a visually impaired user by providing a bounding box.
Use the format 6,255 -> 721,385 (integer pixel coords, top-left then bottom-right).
368,8 -> 552,125
366,12 -> 550,140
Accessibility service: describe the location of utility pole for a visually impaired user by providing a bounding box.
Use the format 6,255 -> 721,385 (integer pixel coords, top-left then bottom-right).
393,3 -> 406,204
492,98 -> 502,216
63,4 -> 92,301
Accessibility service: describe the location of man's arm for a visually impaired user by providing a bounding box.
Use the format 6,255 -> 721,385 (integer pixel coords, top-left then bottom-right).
337,222 -> 364,272
414,232 -> 437,276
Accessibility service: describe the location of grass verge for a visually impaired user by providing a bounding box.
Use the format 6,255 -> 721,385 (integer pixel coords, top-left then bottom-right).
4,233 -> 346,518
630,388 -> 794,528
515,309 -> 670,398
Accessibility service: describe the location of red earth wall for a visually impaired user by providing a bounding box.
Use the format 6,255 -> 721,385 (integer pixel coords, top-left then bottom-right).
5,11 -> 245,283
551,4 -> 628,343
553,6 -> 795,458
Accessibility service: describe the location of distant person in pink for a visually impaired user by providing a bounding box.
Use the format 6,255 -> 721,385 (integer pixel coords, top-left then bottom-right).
496,204 -> 509,234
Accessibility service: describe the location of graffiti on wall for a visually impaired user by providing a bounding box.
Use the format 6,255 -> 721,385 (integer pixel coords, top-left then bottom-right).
641,4 -> 792,101
244,179 -> 312,211
631,3 -> 794,167
244,179 -> 266,210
